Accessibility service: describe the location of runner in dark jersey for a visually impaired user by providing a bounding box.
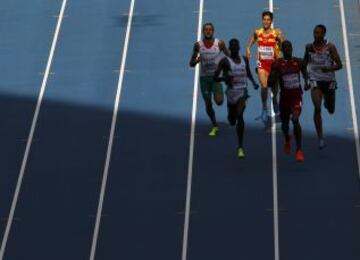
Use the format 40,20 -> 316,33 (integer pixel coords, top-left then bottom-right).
268,40 -> 308,161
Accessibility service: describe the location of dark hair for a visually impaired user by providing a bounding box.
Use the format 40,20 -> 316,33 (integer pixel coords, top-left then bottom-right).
281,40 -> 292,48
203,22 -> 215,31
262,11 -> 274,20
314,24 -> 327,34
229,38 -> 240,46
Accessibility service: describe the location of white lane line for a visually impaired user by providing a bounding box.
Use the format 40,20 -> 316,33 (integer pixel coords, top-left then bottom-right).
0,1 -> 68,258
181,1 -> 204,260
89,0 -> 136,259
269,1 -> 280,260
339,0 -> 360,178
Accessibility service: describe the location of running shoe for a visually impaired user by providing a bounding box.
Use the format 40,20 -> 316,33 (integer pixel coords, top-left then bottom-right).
238,148 -> 245,159
261,109 -> 268,122
208,126 -> 219,137
296,150 -> 304,162
284,137 -> 291,154
319,139 -> 326,149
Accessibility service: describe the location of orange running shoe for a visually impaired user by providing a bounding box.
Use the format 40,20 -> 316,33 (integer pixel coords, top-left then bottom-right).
296,150 -> 304,162
284,137 -> 291,154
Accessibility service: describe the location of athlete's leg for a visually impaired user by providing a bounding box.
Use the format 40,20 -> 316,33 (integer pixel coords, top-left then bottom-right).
200,77 -> 218,127
236,97 -> 247,149
323,87 -> 336,114
213,81 -> 224,106
292,108 -> 302,151
258,68 -> 269,110
227,102 -> 237,126
280,99 -> 291,154
311,87 -> 324,141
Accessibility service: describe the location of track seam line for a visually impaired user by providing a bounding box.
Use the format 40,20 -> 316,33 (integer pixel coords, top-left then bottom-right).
0,1 -> 68,258
89,0 -> 136,259
181,0 -> 204,260
269,1 -> 280,260
338,0 -> 360,179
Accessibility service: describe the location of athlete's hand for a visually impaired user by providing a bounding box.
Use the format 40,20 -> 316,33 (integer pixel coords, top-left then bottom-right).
225,76 -> 234,88
321,66 -> 332,73
253,82 -> 260,90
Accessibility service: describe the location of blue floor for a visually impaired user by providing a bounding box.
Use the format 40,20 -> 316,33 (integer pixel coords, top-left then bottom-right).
0,0 -> 360,259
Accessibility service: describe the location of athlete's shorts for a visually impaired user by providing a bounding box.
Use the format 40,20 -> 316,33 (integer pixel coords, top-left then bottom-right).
310,80 -> 337,94
226,88 -> 249,105
200,76 -> 224,100
227,97 -> 247,126
257,59 -> 275,74
279,91 -> 302,118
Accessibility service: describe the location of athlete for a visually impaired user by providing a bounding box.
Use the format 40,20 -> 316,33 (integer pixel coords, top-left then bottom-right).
190,23 -> 229,137
214,39 -> 259,158
303,24 -> 343,149
246,11 -> 285,121
268,40 -> 308,161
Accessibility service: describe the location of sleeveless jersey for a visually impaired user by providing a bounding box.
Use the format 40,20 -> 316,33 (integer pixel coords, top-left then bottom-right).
226,56 -> 248,104
278,58 -> 302,95
256,28 -> 281,61
198,38 -> 223,77
307,41 -> 336,82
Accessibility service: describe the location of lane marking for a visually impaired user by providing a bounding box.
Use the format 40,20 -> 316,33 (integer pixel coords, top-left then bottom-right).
181,1 -> 204,260
339,0 -> 360,179
269,1 -> 280,260
0,1 -> 68,258
89,0 -> 136,259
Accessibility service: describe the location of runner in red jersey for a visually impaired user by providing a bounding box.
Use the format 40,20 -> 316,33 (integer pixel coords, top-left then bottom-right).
268,40 -> 308,161
246,11 -> 285,121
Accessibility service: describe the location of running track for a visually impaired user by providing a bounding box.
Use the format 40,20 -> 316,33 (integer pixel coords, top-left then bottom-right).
0,0 -> 359,259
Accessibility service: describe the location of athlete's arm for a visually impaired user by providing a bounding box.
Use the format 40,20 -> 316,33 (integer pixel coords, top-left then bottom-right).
189,42 -> 200,67
213,58 -> 232,87
303,44 -> 311,66
246,32 -> 257,59
276,28 -> 285,43
299,58 -> 310,91
267,61 -> 280,91
244,56 -> 259,89
219,40 -> 230,57
325,43 -> 343,72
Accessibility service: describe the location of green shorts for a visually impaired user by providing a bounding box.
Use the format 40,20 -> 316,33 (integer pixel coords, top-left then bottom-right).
200,76 -> 224,100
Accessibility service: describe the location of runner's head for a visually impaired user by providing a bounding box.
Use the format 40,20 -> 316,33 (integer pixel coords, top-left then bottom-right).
228,38 -> 240,55
281,40 -> 293,59
262,11 -> 273,30
203,23 -> 215,40
313,24 -> 326,43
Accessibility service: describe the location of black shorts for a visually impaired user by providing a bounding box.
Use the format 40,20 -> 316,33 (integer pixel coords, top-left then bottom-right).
313,81 -> 337,95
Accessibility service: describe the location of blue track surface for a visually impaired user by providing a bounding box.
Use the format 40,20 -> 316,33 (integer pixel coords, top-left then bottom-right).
0,0 -> 360,259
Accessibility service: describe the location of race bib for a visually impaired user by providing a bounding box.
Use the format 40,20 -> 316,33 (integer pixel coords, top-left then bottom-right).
283,73 -> 300,89
258,46 -> 274,60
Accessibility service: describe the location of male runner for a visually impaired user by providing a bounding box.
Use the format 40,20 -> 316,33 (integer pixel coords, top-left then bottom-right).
304,24 -> 342,149
246,11 -> 285,121
268,40 -> 308,161
214,39 -> 259,158
190,23 -> 229,136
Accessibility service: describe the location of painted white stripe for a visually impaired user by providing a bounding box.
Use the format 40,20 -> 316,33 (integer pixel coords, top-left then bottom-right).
89,0 -> 135,259
181,1 -> 204,260
269,1 -> 280,260
0,1 -> 68,258
339,0 -> 360,178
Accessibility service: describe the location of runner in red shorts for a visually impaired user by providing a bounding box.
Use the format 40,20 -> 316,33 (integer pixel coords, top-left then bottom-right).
268,40 -> 308,161
246,11 -> 285,121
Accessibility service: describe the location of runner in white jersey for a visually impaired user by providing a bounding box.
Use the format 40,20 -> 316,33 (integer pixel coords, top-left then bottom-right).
190,23 -> 229,137
214,39 -> 259,158
304,24 -> 342,149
